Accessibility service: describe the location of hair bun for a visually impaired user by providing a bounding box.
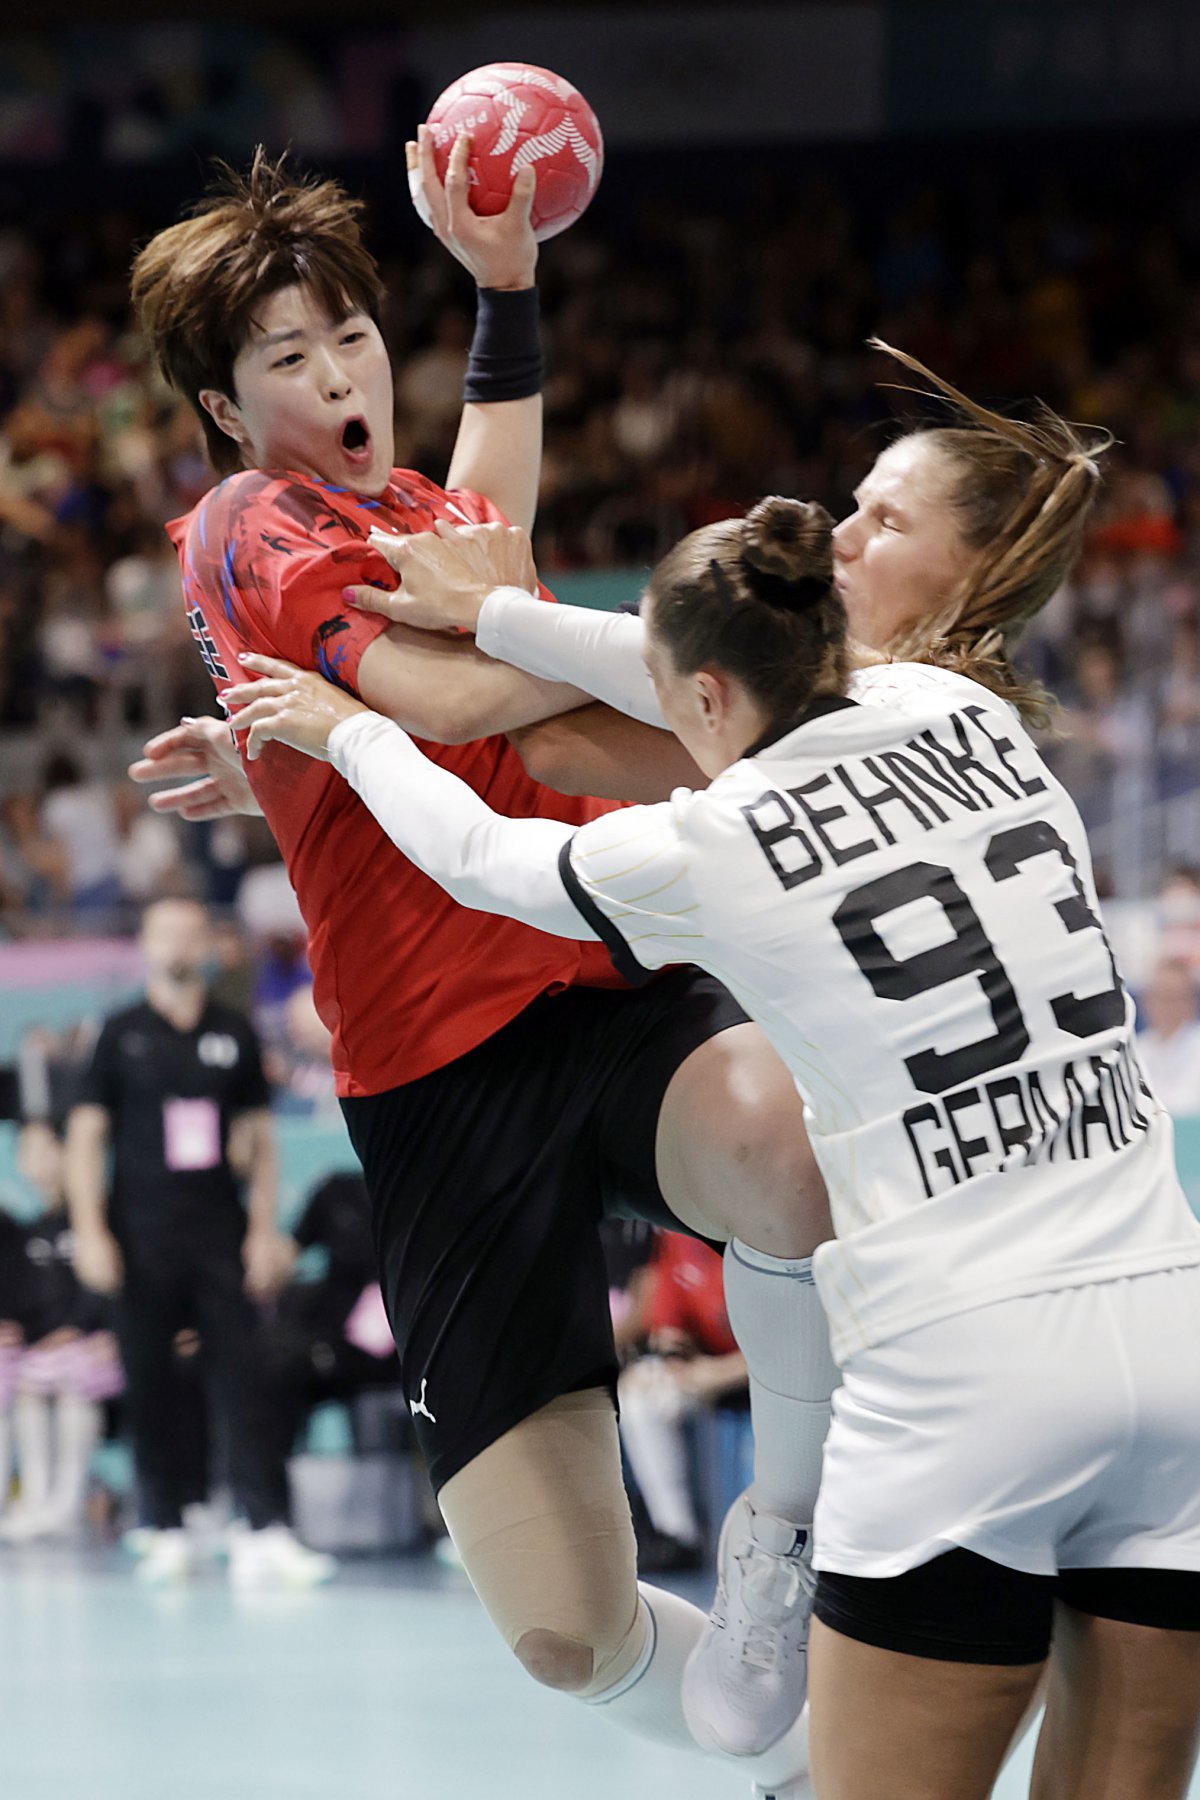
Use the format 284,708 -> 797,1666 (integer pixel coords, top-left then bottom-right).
740,497 -> 834,611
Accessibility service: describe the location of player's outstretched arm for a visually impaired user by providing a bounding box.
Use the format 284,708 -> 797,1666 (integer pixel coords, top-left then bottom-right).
223,654 -> 592,938
410,129 -> 542,536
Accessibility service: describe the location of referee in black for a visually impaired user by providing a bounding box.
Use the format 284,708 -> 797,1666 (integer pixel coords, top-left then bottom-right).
65,897 -> 333,1588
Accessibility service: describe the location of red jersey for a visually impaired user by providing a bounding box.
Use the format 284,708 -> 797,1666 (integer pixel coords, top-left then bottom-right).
168,467 -> 625,1097
645,1235 -> 738,1358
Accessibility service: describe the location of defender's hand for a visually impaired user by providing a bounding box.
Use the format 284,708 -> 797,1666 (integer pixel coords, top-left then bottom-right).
408,127 -> 538,292
224,654 -> 370,762
347,519 -> 537,633
129,716 -> 263,820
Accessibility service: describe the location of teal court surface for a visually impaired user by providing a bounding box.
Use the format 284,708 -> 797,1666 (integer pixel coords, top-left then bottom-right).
4,1546 -> 1198,1800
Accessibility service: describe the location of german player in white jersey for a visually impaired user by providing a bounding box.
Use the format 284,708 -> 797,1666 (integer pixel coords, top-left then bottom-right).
222,407 -> 1200,1796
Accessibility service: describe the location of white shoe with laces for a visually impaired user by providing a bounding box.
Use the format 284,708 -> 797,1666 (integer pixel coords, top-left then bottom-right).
228,1523 -> 336,1591
683,1493 -> 816,1757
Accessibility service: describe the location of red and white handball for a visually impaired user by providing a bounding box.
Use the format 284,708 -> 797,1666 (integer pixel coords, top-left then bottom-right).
421,63 -> 604,243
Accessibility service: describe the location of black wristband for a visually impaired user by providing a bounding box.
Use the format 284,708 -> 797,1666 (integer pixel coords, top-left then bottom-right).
463,286 -> 544,404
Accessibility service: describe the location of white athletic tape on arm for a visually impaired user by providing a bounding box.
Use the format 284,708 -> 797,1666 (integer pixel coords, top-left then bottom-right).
407,166 -> 434,232
327,710 -> 592,939
478,588 -> 668,729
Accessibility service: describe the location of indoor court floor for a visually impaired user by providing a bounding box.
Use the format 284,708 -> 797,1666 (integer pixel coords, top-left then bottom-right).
1,1546 -> 1195,1800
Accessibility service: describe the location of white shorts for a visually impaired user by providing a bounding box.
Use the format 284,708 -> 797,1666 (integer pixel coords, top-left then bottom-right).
814,1263 -> 1200,1581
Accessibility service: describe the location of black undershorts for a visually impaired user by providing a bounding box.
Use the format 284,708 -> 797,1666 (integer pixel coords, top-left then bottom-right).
341,970 -> 747,1491
815,1547 -> 1200,1665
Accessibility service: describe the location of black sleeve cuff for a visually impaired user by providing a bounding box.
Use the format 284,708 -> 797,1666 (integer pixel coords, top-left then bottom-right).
557,836 -> 656,987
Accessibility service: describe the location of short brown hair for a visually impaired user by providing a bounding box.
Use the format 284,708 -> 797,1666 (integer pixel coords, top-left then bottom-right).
647,497 -> 848,735
130,147 -> 385,476
870,339 -> 1111,726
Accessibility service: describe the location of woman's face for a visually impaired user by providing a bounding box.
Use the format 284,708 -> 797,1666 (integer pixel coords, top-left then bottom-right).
200,283 -> 396,497
832,435 -> 972,649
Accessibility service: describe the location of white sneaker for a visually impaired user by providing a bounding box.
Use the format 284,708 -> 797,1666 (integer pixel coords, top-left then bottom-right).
683,1494 -> 816,1757
0,1505 -> 58,1543
135,1528 -> 194,1586
749,1699 -> 814,1798
228,1523 -> 336,1591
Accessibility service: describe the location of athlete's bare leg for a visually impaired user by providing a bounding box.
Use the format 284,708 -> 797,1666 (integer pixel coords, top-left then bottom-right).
435,1386 -> 814,1788
1030,1605 -> 1200,1800
808,1617 -> 1046,1800
654,1022 -> 830,1255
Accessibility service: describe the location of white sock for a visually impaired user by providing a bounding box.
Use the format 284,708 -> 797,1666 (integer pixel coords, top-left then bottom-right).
13,1392 -> 52,1511
586,1584 -> 814,1786
585,1582 -> 706,1750
724,1240 -> 840,1527
47,1393 -> 100,1524
618,1380 -> 702,1546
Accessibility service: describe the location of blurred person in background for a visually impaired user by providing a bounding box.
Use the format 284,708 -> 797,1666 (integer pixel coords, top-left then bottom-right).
619,1233 -> 748,1575
0,1120 -> 123,1542
1156,866 -> 1200,974
1159,614 -> 1200,800
600,1216 -> 657,1363
1137,958 -> 1200,1118
38,750 -> 121,921
273,983 -> 338,1116
395,304 -> 474,470
0,792 -> 47,925
0,1211 -> 25,1512
64,897 -> 332,1587
253,1172 -> 400,1483
113,781 -> 185,908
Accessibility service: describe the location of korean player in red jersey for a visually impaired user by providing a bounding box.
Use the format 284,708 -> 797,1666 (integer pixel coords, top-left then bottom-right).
127,140 -> 828,1793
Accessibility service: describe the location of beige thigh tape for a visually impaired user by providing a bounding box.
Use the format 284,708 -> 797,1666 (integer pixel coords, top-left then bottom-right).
438,1387 -> 646,1693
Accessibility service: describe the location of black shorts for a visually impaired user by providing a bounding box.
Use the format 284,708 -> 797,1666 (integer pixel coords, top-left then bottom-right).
815,1548 -> 1200,1665
341,970 -> 747,1491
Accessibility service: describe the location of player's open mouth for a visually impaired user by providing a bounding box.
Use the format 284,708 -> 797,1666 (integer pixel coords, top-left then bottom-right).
340,416 -> 372,463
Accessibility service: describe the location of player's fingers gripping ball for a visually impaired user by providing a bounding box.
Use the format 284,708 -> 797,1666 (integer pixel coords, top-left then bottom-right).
415,63 -> 604,243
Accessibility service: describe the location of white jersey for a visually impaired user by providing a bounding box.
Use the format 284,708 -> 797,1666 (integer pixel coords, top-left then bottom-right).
561,663 -> 1200,1362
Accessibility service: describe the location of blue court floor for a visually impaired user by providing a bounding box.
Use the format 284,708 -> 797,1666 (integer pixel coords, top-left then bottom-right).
0,1546 -> 1194,1800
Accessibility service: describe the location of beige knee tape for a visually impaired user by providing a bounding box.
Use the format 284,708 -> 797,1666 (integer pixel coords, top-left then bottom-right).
438,1387 -> 648,1695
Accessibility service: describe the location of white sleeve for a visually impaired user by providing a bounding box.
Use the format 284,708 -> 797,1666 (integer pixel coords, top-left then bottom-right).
560,802 -> 704,982
327,712 -> 597,942
476,587 -> 668,728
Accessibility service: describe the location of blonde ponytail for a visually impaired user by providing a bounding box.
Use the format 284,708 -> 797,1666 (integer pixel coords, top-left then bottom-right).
869,338 -> 1111,725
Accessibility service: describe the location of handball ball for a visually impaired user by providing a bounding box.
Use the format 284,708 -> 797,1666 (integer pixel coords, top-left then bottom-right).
423,63 -> 604,243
